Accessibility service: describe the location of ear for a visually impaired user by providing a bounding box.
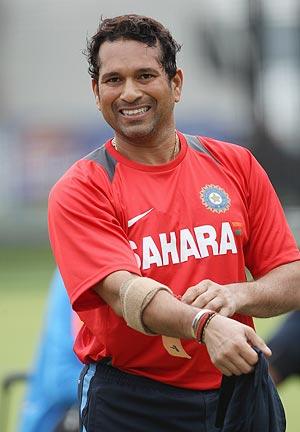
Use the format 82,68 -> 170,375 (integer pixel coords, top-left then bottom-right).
172,69 -> 183,103
92,79 -> 101,111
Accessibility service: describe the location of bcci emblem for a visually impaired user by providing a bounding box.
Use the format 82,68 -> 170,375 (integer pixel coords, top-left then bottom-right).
200,184 -> 231,213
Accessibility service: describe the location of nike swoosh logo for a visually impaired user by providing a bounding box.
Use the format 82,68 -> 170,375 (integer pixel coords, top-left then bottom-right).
128,208 -> 154,228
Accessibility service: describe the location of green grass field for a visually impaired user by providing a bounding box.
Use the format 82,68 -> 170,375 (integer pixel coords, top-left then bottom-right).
0,247 -> 55,432
0,247 -> 299,431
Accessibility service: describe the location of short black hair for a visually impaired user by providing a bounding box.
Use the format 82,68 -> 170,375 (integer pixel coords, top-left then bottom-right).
85,14 -> 182,81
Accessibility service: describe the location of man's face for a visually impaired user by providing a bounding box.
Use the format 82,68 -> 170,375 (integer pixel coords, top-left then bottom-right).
92,39 -> 182,142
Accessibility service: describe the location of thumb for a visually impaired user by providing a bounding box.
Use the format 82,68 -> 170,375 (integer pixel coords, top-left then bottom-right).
246,328 -> 272,358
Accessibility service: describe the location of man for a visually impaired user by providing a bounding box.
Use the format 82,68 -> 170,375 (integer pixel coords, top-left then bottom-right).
48,15 -> 300,431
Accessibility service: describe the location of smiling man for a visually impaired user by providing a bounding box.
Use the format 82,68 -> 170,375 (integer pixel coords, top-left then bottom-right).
48,15 -> 300,431
91,31 -> 182,165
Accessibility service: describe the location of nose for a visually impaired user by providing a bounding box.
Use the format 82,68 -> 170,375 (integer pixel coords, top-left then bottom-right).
120,79 -> 142,103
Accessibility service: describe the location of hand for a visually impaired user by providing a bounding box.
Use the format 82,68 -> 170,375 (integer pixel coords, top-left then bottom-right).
182,279 -> 237,317
203,314 -> 272,376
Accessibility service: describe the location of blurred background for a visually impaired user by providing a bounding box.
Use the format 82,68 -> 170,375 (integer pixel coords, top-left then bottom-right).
0,0 -> 299,431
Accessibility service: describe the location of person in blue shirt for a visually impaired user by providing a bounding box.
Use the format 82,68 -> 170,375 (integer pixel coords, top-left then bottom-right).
18,269 -> 82,432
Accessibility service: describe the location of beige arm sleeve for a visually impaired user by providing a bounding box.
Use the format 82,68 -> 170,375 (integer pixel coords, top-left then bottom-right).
120,277 -> 172,335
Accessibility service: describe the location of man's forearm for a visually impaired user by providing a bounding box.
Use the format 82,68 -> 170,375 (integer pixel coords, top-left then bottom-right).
233,261 -> 300,317
142,289 -> 199,338
94,270 -> 198,339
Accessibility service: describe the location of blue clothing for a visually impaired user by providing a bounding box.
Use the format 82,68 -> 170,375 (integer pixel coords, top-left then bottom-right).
18,269 -> 82,432
78,358 -> 221,432
268,311 -> 300,380
215,350 -> 286,431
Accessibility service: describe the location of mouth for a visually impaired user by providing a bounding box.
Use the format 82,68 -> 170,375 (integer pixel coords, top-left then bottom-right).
119,106 -> 151,117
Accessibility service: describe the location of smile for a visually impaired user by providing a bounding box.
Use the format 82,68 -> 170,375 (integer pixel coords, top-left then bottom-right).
120,106 -> 150,116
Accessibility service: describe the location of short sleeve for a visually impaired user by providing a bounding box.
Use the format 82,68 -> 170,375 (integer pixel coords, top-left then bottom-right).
48,160 -> 141,311
244,151 -> 299,277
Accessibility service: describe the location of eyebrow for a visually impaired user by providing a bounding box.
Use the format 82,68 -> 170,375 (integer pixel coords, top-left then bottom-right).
101,67 -> 159,81
136,68 -> 159,74
99,72 -> 118,82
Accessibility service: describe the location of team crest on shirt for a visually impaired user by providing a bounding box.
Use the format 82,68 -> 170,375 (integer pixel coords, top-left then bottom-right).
200,184 -> 231,213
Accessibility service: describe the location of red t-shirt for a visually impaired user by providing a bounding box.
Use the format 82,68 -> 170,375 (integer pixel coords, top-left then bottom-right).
48,132 -> 300,390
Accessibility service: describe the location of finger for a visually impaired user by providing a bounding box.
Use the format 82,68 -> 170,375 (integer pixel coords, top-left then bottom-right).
246,329 -> 272,358
182,285 -> 207,303
219,366 -> 233,377
204,298 -> 224,313
191,291 -> 216,308
215,334 -> 259,371
216,357 -> 245,376
206,299 -> 235,317
181,286 -> 198,303
218,342 -> 256,375
229,355 -> 255,374
237,339 -> 259,366
217,305 -> 233,317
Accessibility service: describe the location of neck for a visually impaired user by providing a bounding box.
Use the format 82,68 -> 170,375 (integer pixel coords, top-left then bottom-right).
112,132 -> 180,165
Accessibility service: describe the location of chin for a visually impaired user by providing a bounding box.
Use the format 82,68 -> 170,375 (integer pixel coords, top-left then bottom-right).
121,126 -> 155,140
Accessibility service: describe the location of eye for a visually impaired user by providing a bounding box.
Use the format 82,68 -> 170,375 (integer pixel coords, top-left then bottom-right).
139,73 -> 154,80
104,76 -> 121,84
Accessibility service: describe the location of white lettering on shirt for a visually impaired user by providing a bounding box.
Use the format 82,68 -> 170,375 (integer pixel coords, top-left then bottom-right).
180,228 -> 201,262
142,236 -> 163,270
129,240 -> 141,268
159,232 -> 179,265
219,222 -> 237,255
194,225 -> 219,257
130,222 -> 238,270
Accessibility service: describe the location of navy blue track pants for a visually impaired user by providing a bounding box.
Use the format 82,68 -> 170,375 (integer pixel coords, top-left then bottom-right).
78,359 -> 221,432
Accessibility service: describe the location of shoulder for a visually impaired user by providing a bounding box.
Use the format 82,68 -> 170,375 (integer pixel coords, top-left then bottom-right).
83,142 -> 118,181
199,136 -> 253,167
188,135 -> 259,181
49,142 -> 116,204
184,134 -> 266,193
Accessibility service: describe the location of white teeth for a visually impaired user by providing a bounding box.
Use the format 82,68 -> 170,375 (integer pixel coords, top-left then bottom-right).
121,107 -> 149,116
